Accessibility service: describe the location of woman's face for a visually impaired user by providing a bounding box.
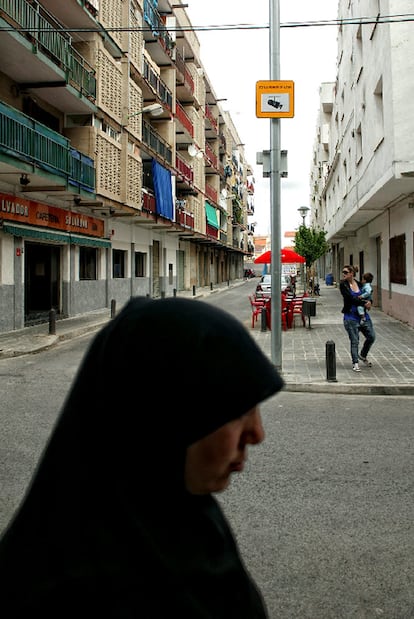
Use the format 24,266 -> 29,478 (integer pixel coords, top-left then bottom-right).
184,406 -> 264,494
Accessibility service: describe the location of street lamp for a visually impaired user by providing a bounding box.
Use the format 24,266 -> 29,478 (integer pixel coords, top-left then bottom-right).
297,205 -> 310,226
122,103 -> 164,125
297,206 -> 310,294
129,103 -> 163,118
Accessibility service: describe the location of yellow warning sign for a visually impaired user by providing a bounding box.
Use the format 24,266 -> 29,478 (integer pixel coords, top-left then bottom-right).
256,80 -> 295,118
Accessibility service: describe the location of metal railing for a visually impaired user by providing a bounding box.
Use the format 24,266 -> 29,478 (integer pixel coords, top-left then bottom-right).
1,0 -> 96,100
142,120 -> 172,164
0,101 -> 95,191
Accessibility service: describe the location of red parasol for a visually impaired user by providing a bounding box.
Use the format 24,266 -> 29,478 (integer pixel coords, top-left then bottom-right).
254,248 -> 305,264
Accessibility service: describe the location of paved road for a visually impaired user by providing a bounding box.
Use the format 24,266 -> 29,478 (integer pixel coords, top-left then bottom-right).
1,279 -> 414,395
1,291 -> 413,617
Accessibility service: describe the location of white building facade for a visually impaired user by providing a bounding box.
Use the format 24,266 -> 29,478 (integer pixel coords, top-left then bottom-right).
311,0 -> 414,327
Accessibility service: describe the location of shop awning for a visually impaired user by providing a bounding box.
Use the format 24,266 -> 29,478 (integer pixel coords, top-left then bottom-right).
3,223 -> 111,248
205,202 -> 219,229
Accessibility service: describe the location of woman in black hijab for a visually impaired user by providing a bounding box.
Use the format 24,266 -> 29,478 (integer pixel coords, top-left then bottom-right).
0,297 -> 283,618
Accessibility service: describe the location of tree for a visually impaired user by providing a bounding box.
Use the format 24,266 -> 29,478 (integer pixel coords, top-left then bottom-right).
294,226 -> 329,291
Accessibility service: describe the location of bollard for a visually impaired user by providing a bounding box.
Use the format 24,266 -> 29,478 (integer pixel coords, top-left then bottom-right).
326,340 -> 337,382
192,285 -> 196,296
227,279 -> 230,286
161,290 -> 165,298
110,299 -> 116,318
260,307 -> 267,332
210,282 -> 213,291
48,308 -> 56,335
173,288 -> 177,297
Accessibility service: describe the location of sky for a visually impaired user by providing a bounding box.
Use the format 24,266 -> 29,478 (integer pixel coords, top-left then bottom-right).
185,1 -> 339,240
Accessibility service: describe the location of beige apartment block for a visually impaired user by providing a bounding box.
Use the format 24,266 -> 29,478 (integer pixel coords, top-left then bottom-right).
0,0 -> 253,332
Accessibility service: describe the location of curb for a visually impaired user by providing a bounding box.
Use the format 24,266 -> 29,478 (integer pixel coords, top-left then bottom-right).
282,382 -> 414,397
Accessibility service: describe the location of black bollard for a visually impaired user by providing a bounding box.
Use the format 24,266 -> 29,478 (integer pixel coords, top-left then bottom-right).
48,308 -> 56,335
260,307 -> 267,332
210,282 -> 213,291
192,285 -> 196,296
110,299 -> 116,318
161,291 -> 165,298
326,340 -> 337,382
173,288 -> 177,297
227,279 -> 230,286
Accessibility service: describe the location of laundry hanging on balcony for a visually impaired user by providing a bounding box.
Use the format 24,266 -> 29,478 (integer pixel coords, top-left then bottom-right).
152,159 -> 174,221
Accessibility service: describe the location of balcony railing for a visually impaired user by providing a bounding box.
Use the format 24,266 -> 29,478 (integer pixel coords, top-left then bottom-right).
175,102 -> 194,137
142,190 -> 156,214
1,0 -> 96,100
205,104 -> 218,134
175,48 -> 195,94
142,57 -> 173,110
205,183 -> 217,203
143,0 -> 175,59
142,120 -> 172,164
204,142 -> 218,169
176,208 -> 194,229
175,154 -> 193,184
206,223 -> 219,238
0,101 -> 95,192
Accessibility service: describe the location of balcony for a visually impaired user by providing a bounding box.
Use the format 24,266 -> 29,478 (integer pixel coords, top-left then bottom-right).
142,190 -> 156,214
206,223 -> 219,239
175,48 -> 195,99
141,57 -> 173,111
0,101 -> 95,192
175,154 -> 193,185
176,207 -> 194,229
175,102 -> 194,139
205,103 -> 218,136
143,0 -> 175,66
205,183 -> 218,204
142,120 -> 172,165
0,0 -> 96,112
204,142 -> 218,172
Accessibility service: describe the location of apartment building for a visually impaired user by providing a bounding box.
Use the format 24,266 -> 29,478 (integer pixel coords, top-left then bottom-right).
311,0 -> 414,327
0,0 -> 253,332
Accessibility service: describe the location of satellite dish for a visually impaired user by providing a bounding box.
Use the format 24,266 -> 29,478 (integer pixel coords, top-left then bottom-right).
188,144 -> 198,157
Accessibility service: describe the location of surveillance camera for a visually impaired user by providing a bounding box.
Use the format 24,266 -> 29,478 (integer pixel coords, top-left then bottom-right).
74,197 -> 81,206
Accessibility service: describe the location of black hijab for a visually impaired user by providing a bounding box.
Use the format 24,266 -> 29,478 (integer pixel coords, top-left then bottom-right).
0,297 -> 283,618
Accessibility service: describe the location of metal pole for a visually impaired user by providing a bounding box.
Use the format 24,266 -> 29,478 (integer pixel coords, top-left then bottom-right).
261,307 -> 267,332
326,340 -> 337,382
270,0 -> 282,370
48,308 -> 56,335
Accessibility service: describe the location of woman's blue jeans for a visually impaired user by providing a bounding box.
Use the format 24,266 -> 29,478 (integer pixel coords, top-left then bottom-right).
343,318 -> 376,364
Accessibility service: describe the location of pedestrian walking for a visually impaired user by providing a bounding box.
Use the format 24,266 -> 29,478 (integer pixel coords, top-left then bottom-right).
0,297 -> 284,618
340,265 -> 376,371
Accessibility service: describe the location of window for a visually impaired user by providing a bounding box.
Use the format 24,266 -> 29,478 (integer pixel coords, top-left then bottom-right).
373,77 -> 384,150
134,251 -> 146,277
79,247 -> 97,280
390,235 -> 406,285
113,249 -> 126,278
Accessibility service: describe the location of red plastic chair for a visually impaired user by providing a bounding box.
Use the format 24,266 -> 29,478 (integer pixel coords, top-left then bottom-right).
281,296 -> 293,330
291,292 -> 309,328
249,295 -> 267,328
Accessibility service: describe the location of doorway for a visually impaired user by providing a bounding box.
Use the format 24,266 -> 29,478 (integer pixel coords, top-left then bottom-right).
24,242 -> 61,322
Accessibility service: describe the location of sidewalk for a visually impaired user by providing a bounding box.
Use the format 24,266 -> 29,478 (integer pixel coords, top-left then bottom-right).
1,281 -> 413,396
